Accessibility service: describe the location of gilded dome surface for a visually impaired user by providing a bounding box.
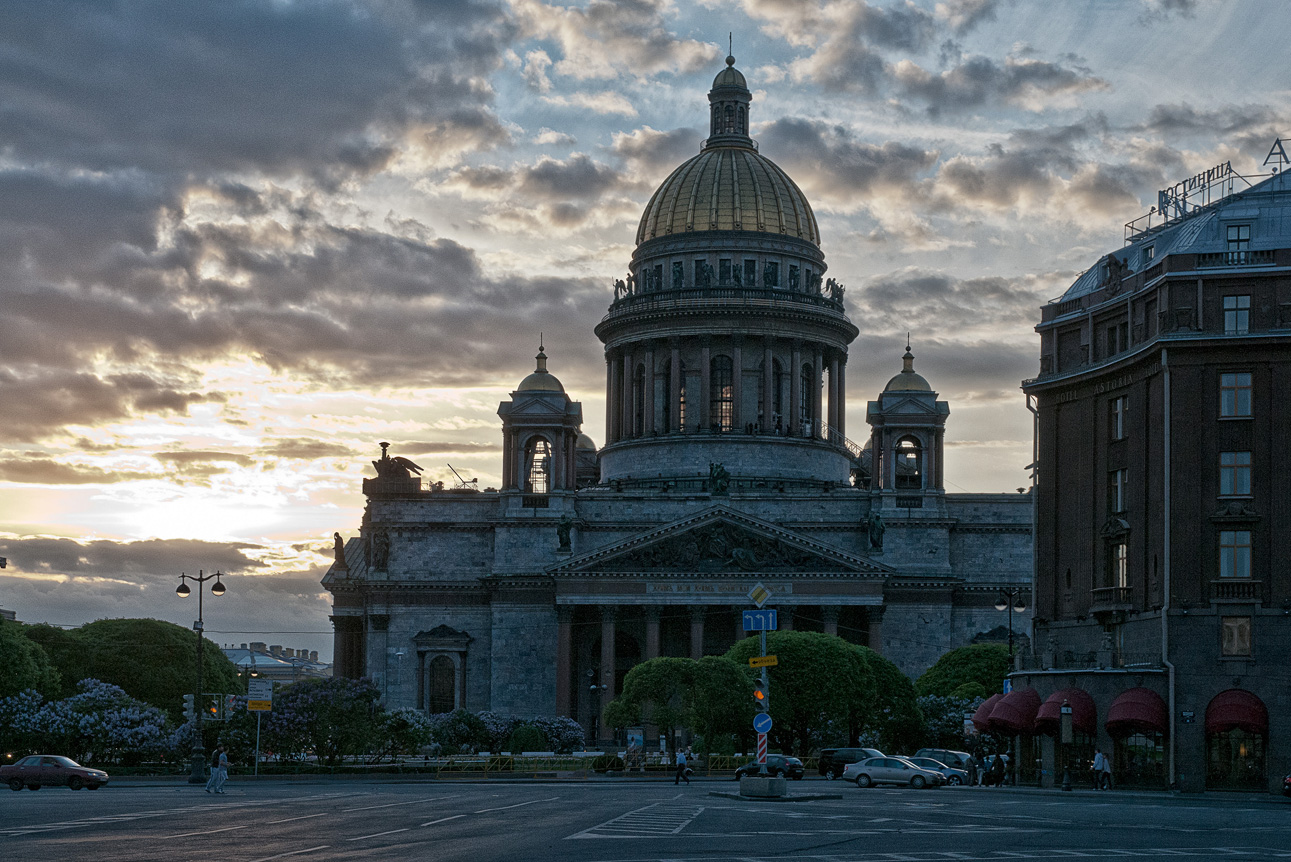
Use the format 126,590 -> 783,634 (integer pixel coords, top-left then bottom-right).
635,146 -> 820,246
517,346 -> 564,392
884,347 -> 932,392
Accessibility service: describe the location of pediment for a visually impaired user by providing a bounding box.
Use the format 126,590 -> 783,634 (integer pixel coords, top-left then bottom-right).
413,625 -> 472,650
551,507 -> 891,575
884,397 -> 939,415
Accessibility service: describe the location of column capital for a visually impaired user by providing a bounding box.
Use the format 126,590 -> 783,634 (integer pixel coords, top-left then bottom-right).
600,605 -> 618,622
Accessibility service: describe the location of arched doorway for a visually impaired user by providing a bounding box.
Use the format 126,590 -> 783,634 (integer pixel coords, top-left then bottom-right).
1205,689 -> 1268,790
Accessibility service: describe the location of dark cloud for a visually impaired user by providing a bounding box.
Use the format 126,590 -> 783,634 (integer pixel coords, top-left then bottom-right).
759,119 -> 938,204
402,440 -> 502,455
1138,0 -> 1199,21
893,54 -> 1108,114
517,154 -> 632,200
611,126 -> 702,177
155,451 -> 256,473
1136,103 -> 1291,154
257,439 -> 358,460
0,459 -> 152,485
936,0 -> 1003,34
854,269 -> 1051,334
2,536 -> 269,580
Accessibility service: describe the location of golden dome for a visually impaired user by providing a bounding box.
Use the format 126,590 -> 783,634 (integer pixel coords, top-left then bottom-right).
576,432 -> 597,450
713,55 -> 746,89
884,346 -> 932,392
517,345 -> 565,392
635,146 -> 819,245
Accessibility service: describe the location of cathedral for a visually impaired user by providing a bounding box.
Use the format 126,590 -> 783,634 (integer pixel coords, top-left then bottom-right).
324,58 -> 1032,740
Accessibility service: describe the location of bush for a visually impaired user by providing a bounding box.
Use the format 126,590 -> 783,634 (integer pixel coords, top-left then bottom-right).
506,724 -> 547,753
591,754 -> 623,773
427,708 -> 488,752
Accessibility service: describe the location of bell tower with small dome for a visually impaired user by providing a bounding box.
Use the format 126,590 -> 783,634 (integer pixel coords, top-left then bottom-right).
866,342 -> 949,509
497,343 -> 583,493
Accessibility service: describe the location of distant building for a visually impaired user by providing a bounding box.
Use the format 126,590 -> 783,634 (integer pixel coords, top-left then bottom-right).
222,642 -> 331,683
1016,159 -> 1291,793
323,58 -> 1032,743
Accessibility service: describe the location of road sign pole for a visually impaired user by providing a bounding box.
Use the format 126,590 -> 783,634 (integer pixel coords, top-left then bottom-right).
254,711 -> 261,777
758,630 -> 768,775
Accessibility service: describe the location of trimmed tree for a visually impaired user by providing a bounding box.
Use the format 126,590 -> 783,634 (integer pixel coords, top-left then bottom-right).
915,643 -> 1010,698
857,647 -> 924,754
603,656 -> 697,756
0,622 -> 61,697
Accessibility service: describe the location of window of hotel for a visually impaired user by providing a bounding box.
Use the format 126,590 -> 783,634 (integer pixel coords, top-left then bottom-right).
1110,542 -> 1128,589
1110,395 -> 1128,440
1220,372 -> 1252,417
1221,616 -> 1252,657
1108,468 -> 1128,514
1223,295 -> 1250,334
1219,530 -> 1251,579
1106,321 -> 1128,356
1226,223 -> 1250,264
709,355 -> 733,432
1144,245 -> 1155,261
1219,451 -> 1251,496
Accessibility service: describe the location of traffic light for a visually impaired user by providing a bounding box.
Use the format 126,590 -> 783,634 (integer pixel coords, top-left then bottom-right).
182,694 -> 195,720
207,695 -> 220,718
223,695 -> 237,719
753,678 -> 768,713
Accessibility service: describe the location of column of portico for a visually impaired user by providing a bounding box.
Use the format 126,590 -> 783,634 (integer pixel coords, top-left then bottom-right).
644,343 -> 656,434
645,607 -> 661,660
556,607 -> 573,717
778,607 -> 794,631
828,353 -> 840,434
812,349 -> 824,438
790,342 -> 802,436
867,606 -> 884,653
699,342 -> 711,430
730,339 -> 742,430
606,353 -> 620,444
669,341 -> 682,433
763,338 -> 774,430
690,607 -> 706,659
621,350 -> 634,440
821,605 -> 839,637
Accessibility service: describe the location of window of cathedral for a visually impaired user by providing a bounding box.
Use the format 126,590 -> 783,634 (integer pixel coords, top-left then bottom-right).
744,259 -> 756,285
710,355 -> 734,432
799,363 -> 814,429
764,261 -> 779,287
428,655 -> 455,713
526,437 -> 551,493
895,436 -> 923,489
672,261 -> 684,290
633,364 -> 646,437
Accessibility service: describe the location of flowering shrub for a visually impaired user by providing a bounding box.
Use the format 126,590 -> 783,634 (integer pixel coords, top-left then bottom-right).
426,708 -> 488,752
381,707 -> 436,758
261,677 -> 381,765
0,680 -> 167,764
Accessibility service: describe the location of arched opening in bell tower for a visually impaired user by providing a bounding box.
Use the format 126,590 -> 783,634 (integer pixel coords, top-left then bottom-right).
525,437 -> 552,493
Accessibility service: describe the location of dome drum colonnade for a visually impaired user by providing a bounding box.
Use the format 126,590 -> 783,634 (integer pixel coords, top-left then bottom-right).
595,56 -> 858,484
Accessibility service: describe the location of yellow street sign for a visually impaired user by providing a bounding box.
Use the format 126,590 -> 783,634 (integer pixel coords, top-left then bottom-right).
247,700 -> 272,712
749,655 -> 778,668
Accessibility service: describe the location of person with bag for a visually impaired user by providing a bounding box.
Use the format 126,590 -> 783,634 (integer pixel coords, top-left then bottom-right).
205,746 -> 229,794
673,747 -> 689,785
1092,749 -> 1109,790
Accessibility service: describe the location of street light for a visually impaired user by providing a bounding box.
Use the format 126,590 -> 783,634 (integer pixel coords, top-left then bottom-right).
176,569 -> 227,785
1060,699 -> 1074,791
994,588 -> 1027,661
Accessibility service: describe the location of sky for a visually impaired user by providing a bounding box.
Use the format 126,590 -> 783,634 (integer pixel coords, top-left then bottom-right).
2,0 -> 1290,660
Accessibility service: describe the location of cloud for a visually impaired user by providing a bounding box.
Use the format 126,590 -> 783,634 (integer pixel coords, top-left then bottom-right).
0,460 -> 153,485
935,0 -> 1002,33
541,91 -> 639,117
611,126 -> 702,178
257,439 -> 358,460
892,54 -> 1109,113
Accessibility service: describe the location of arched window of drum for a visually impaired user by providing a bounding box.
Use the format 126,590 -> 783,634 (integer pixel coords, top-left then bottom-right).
800,363 -> 814,428
712,105 -> 721,135
633,364 -> 646,437
525,436 -> 551,493
428,656 -> 455,714
724,104 -> 734,133
738,105 -> 746,134
710,355 -> 733,432
659,361 -> 672,432
772,359 -> 785,417
895,436 -> 923,489
678,362 -> 688,431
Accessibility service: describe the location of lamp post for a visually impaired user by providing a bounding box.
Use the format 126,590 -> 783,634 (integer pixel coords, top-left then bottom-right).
177,569 -> 226,784
587,669 -> 607,747
1060,699 -> 1074,791
994,587 -> 1027,662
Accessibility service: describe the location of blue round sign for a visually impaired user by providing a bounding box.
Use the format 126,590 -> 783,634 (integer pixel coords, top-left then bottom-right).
753,712 -> 773,733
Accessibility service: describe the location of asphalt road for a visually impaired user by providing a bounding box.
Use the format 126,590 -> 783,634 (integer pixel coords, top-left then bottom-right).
1,778 -> 1288,862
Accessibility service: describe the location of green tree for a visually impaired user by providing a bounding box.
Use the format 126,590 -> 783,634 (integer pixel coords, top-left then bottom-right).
918,693 -> 981,749
857,647 -> 923,753
603,657 -> 696,755
690,656 -> 755,751
19,623 -> 84,695
915,643 -> 1010,698
724,631 -> 875,755
0,622 -> 61,697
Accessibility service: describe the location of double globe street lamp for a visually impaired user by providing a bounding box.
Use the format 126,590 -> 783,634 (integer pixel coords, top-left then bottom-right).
994,587 -> 1027,661
177,569 -> 227,784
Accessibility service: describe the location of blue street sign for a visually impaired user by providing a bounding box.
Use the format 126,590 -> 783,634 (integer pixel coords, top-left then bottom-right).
742,609 -> 778,632
753,712 -> 773,734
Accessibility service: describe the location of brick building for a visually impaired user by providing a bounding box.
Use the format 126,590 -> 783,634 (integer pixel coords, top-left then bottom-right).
1015,159 -> 1291,792
324,58 -> 1032,743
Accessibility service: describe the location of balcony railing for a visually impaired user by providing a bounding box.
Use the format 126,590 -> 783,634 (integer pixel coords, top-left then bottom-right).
1196,249 -> 1275,268
604,285 -> 847,320
1089,586 -> 1133,613
1210,578 -> 1262,601
1016,650 -> 1163,671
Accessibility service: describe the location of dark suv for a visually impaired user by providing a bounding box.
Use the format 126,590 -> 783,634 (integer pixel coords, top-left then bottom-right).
818,747 -> 884,779
914,748 -> 976,781
734,755 -> 805,780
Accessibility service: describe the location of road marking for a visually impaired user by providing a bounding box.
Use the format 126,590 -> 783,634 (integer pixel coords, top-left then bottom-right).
341,794 -> 452,812
348,828 -> 410,841
267,813 -> 329,824
163,824 -> 251,839
247,846 -> 331,862
421,814 -> 468,827
569,803 -> 705,839
475,796 -> 559,813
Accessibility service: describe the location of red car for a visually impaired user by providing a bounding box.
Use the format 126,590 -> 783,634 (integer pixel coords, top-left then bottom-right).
2,755 -> 109,791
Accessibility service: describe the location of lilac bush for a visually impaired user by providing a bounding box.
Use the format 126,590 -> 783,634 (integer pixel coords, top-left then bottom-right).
0,680 -> 167,764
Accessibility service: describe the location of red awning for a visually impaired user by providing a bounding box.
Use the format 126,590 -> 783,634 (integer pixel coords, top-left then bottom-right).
971,693 -> 1004,732
1205,689 -> 1268,735
1105,687 -> 1168,736
986,687 -> 1042,736
1035,688 -> 1097,738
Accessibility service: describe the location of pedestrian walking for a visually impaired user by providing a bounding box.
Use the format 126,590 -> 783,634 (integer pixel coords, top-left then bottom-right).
205,746 -> 229,794
1092,748 -> 1110,790
674,748 -> 689,785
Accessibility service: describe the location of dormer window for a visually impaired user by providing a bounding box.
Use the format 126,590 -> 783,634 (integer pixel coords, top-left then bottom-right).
1144,245 -> 1155,261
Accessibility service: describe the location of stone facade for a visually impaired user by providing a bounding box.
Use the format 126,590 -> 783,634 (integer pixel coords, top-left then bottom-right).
324,58 -> 1032,743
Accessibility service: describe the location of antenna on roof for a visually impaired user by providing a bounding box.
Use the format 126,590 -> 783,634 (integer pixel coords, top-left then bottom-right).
729,32 -> 733,56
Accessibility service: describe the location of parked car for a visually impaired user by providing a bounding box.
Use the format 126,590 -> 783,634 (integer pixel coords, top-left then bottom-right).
843,756 -> 943,789
734,755 -> 805,780
2,755 -> 109,791
914,748 -> 976,774
817,747 -> 884,779
901,756 -> 969,785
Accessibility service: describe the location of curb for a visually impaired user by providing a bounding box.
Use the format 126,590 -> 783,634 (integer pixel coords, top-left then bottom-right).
709,791 -> 844,802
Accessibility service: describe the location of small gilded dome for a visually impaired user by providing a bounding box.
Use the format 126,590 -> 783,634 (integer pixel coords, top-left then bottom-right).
576,432 -> 597,450
517,345 -> 565,392
884,346 -> 932,392
713,55 -> 746,89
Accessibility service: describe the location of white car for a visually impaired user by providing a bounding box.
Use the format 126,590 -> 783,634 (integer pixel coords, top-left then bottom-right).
842,756 -> 943,789
902,756 -> 969,786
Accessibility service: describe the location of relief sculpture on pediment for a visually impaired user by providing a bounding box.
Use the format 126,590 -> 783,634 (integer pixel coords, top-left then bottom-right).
603,522 -> 825,572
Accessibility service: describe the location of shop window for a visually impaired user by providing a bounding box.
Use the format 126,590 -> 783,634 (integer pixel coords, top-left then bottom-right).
1219,451 -> 1251,496
1220,372 -> 1252,417
1219,530 -> 1251,578
1206,729 -> 1265,790
1113,732 -> 1165,789
1221,616 -> 1252,657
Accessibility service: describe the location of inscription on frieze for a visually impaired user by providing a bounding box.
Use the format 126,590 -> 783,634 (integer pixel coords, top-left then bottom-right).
600,522 -> 833,573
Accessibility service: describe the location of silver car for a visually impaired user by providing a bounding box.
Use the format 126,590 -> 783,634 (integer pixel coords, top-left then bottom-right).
903,756 -> 969,786
842,756 -> 943,789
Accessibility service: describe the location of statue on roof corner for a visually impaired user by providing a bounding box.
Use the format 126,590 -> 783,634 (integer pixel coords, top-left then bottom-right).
372,441 -> 423,480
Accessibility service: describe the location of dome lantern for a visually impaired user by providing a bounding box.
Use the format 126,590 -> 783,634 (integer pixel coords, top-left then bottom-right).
707,54 -> 753,149
517,339 -> 565,393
